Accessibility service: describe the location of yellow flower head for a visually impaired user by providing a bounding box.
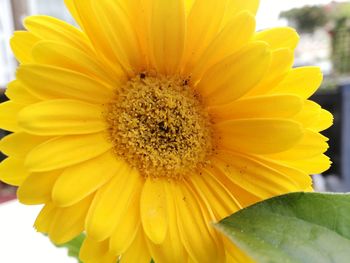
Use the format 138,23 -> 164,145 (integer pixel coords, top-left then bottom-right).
0,0 -> 332,262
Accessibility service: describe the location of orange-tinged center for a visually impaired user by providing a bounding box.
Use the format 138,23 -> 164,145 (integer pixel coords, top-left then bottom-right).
106,73 -> 213,179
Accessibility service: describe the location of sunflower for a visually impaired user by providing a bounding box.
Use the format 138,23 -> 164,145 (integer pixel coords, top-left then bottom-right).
0,0 -> 332,262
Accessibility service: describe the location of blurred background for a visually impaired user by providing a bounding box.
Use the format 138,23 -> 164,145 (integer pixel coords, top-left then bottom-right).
0,0 -> 350,196
0,0 -> 350,262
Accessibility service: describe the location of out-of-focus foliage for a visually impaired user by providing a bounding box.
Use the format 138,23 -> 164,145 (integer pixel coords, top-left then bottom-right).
280,6 -> 328,33
281,3 -> 350,74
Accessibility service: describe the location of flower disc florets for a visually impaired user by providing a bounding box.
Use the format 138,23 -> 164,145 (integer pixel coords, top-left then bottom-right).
106,73 -> 213,179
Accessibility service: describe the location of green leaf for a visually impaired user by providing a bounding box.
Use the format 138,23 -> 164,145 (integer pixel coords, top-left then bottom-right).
55,234 -> 85,263
216,192 -> 350,263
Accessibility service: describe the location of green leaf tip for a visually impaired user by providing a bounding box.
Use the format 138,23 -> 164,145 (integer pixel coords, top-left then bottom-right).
216,192 -> 350,263
55,233 -> 85,263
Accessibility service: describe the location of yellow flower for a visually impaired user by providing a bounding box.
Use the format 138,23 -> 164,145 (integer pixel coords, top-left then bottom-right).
0,0 -> 332,262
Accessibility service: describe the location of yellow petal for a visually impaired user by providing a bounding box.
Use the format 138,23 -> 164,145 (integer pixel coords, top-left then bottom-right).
122,0 -> 153,69
254,27 -> 299,50
206,165 -> 261,207
209,94 -> 302,121
0,157 -> 29,186
63,0 -> 84,29
292,100 -> 321,128
151,0 -> 185,74
17,170 -> 61,205
18,99 -> 106,136
66,0 -> 128,76
52,151 -> 122,207
80,238 -> 109,263
86,165 -> 142,241
32,41 -> 115,85
245,48 -> 294,96
269,66 -> 323,99
25,133 -> 112,172
119,230 -> 151,263
10,31 -> 40,63
147,180 -> 187,263
224,237 -> 255,263
267,130 -> 329,160
34,203 -> 57,233
49,195 -> 93,244
141,178 -> 168,244
191,11 -> 256,80
282,154 -> 331,174
189,169 -> 241,220
184,0 -> 227,72
0,101 -> 25,132
222,0 -> 259,27
24,15 -> 93,55
109,191 -> 141,255
197,42 -> 271,106
0,132 -> 50,158
5,81 -> 40,104
249,155 -> 312,189
310,109 -> 333,132
215,152 -> 301,198
215,118 -> 303,154
91,0 -> 143,72
174,182 -> 220,263
17,64 -> 114,104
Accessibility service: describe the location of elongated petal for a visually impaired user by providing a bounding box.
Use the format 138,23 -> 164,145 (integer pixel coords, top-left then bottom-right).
52,151 -> 123,207
86,165 -> 142,241
151,0 -> 185,74
282,154 -> 331,174
209,94 -> 302,121
0,157 -> 29,186
17,170 -> 61,205
32,41 -> 115,84
293,100 -> 321,128
25,133 -> 112,172
66,0 -> 130,76
267,130 -> 329,160
49,195 -> 93,244
269,67 -> 323,99
310,109 -> 333,132
174,183 -> 220,263
18,100 -> 106,136
17,65 -> 114,104
184,0 -> 227,71
147,180 -> 187,263
5,81 -> 40,104
109,191 -> 141,255
91,0 -> 143,71
191,11 -> 256,80
189,169 -> 241,220
80,238 -> 110,263
0,101 -> 25,132
34,203 -> 57,233
0,132 -> 50,158
24,15 -> 93,55
249,155 -> 312,189
254,27 -> 299,50
120,230 -> 151,263
222,0 -> 259,27
245,48 -> 294,96
215,152 -> 301,198
10,31 -> 40,63
197,42 -> 271,106
215,118 -> 303,154
141,178 -> 168,244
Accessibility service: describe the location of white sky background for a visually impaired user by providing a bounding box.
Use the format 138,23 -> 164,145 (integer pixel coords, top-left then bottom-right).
256,0 -> 350,30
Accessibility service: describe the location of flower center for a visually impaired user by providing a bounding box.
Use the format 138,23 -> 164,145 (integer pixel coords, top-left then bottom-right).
106,73 -> 213,179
